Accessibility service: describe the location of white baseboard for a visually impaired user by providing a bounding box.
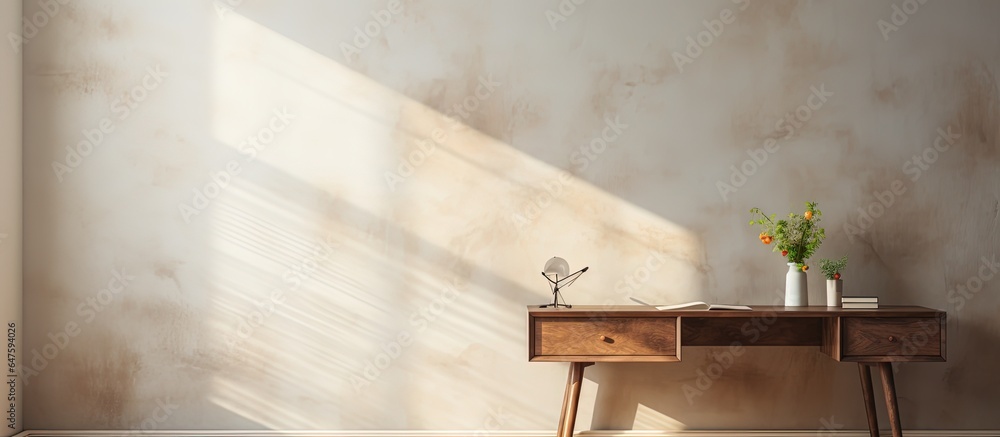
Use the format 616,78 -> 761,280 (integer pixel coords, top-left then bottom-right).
13,430 -> 1000,437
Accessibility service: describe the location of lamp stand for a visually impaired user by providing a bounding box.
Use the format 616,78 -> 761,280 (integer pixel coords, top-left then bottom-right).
540,285 -> 571,308
538,267 -> 588,308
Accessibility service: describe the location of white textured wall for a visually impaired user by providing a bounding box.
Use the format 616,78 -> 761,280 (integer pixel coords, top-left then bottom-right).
1,0 -> 22,435
21,0 -> 1000,432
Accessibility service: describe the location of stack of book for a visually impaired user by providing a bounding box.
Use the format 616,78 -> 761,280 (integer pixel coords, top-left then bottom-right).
842,296 -> 878,309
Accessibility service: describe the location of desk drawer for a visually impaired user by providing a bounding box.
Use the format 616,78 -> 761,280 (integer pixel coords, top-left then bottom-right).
843,317 -> 942,359
531,317 -> 678,361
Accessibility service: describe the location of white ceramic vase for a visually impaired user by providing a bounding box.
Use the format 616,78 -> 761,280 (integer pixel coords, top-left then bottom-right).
785,262 -> 808,306
827,279 -> 843,307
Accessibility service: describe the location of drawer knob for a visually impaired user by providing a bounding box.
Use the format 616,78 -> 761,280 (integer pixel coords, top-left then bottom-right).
599,335 -> 613,343
887,335 -> 897,343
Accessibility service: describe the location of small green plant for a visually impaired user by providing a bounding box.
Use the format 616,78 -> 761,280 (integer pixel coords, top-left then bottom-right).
819,256 -> 848,280
749,201 -> 826,271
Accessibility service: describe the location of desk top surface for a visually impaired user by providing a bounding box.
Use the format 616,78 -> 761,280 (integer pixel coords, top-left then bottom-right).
527,305 -> 944,317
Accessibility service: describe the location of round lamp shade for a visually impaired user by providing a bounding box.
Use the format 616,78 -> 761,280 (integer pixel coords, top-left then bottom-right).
543,257 -> 570,278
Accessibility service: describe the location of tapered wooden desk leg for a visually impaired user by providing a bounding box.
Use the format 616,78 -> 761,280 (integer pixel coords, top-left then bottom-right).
858,363 -> 880,437
878,363 -> 903,437
557,362 -> 592,437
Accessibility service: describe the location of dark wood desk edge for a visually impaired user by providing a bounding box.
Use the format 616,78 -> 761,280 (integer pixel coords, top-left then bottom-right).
528,305 -> 945,318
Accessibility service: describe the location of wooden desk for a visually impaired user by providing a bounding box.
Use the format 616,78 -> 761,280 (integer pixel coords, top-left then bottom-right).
527,305 -> 946,437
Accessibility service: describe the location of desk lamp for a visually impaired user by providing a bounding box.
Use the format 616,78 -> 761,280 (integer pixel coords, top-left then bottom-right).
540,256 -> 588,308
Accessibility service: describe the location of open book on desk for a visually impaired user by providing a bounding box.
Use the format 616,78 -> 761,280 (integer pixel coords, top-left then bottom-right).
630,297 -> 752,311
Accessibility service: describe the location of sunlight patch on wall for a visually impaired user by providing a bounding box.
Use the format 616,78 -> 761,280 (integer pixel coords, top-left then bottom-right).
201,12 -> 699,429
634,402 -> 685,429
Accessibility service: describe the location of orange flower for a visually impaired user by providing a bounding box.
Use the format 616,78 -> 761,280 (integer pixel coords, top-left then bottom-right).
804,211 -> 813,220
801,265 -> 809,272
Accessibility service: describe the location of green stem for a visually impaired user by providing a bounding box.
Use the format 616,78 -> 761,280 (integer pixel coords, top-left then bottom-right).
798,220 -> 810,263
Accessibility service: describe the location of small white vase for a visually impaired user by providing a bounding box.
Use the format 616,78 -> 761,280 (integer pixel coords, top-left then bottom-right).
785,263 -> 808,306
826,279 -> 843,307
